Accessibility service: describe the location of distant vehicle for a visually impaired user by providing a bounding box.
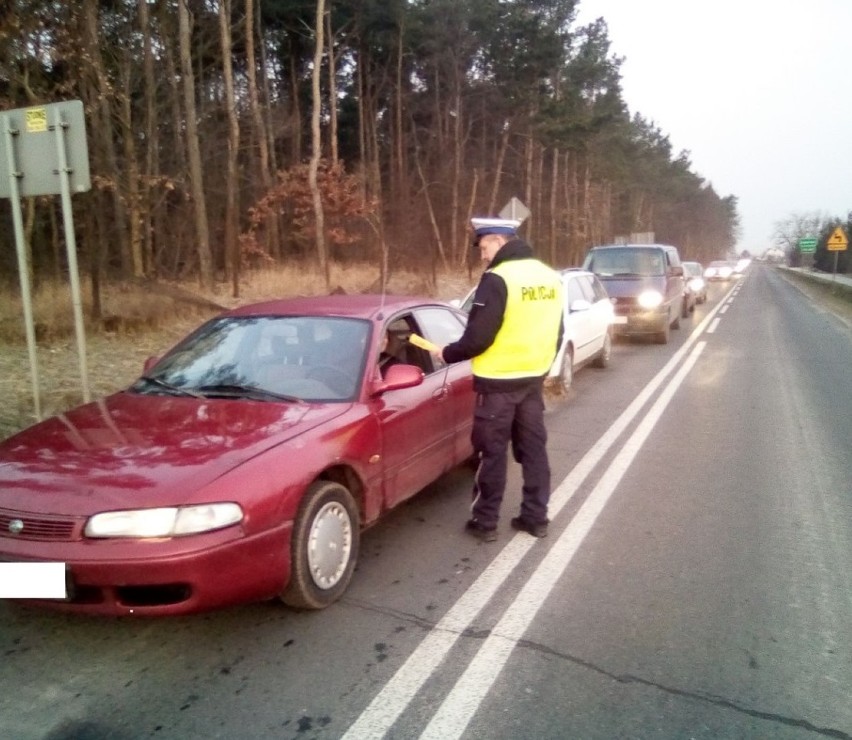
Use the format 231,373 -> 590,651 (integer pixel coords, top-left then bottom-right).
682,261 -> 707,304
704,260 -> 734,281
734,258 -> 752,275
582,243 -> 685,344
458,268 -> 615,392
0,295 -> 477,616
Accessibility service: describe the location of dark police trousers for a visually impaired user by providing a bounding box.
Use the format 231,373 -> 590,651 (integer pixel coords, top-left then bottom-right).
470,380 -> 551,528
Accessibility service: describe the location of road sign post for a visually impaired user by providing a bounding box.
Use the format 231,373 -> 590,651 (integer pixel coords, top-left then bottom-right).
825,226 -> 849,283
0,100 -> 92,421
2,119 -> 42,419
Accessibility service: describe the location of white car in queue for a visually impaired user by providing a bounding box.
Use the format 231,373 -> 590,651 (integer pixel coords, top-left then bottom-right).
457,268 -> 615,392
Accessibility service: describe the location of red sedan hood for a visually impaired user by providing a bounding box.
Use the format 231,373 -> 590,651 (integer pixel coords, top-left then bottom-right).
0,392 -> 347,515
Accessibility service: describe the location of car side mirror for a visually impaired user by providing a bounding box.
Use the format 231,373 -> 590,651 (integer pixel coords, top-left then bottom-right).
372,364 -> 424,395
670,265 -> 684,277
143,355 -> 161,373
569,299 -> 592,313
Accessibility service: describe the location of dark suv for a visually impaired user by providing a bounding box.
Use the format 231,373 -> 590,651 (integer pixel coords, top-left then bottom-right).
582,243 -> 685,344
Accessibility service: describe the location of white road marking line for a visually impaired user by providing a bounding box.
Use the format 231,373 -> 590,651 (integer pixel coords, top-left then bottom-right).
342,301 -> 729,740
707,317 -> 721,333
419,342 -> 708,740
719,305 -> 729,314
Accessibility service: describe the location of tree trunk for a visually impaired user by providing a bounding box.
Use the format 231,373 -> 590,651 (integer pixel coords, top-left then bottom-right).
288,52 -> 303,164
327,10 -> 340,166
119,56 -> 144,278
549,147 -> 558,266
449,77 -> 462,265
137,0 -> 158,276
487,125 -> 510,215
524,134 -> 534,243
83,0 -> 129,276
178,0 -> 214,288
219,0 -> 241,297
246,0 -> 280,260
309,0 -> 329,287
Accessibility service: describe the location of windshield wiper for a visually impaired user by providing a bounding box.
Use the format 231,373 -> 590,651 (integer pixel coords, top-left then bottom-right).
135,375 -> 205,398
193,383 -> 303,403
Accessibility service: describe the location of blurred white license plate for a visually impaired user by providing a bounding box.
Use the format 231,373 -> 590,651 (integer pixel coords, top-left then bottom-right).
0,562 -> 67,598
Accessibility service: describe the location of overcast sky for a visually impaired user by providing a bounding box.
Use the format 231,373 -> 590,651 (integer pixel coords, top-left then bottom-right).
574,0 -> 852,253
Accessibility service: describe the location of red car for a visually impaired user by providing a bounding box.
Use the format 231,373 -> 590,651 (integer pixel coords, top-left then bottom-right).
0,295 -> 474,616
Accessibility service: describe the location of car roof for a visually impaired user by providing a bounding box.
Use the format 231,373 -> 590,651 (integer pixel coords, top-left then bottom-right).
223,294 -> 444,320
588,243 -> 678,250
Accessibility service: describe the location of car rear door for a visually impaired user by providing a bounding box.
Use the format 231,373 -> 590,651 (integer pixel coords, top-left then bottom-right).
563,274 -> 596,365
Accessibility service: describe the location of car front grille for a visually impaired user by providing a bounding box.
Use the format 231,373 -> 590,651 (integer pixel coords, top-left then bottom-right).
612,297 -> 639,315
0,507 -> 81,541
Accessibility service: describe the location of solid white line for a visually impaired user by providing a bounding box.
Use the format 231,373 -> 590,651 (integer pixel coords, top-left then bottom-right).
707,317 -> 721,333
419,342 -> 708,740
342,303 -> 728,740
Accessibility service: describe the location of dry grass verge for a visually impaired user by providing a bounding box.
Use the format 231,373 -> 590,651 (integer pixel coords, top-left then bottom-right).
0,263 -> 477,439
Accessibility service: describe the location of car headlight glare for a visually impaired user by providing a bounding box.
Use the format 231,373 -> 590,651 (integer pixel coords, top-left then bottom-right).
637,290 -> 663,309
688,277 -> 704,291
85,503 -> 243,538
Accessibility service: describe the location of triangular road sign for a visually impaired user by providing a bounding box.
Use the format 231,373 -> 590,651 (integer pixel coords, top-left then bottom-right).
827,226 -> 848,251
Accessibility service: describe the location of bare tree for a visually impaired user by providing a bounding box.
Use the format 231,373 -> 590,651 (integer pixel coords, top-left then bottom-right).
178,0 -> 214,289
246,0 -> 279,261
309,0 -> 329,287
218,0 -> 241,296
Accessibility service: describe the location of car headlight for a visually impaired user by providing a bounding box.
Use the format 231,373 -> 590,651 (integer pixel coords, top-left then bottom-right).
85,503 -> 244,538
689,277 -> 704,291
637,290 -> 663,309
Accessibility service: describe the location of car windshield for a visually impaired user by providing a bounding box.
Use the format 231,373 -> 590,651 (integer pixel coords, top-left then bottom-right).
132,315 -> 371,402
584,248 -> 665,277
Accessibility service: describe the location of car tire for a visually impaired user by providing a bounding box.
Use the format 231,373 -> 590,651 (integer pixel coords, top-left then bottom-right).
671,307 -> 681,330
655,318 -> 670,344
560,346 -> 574,392
592,330 -> 612,368
281,480 -> 360,610
681,299 -> 690,318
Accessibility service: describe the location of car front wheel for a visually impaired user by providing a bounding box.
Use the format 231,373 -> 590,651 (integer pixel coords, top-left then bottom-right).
592,330 -> 612,368
281,480 -> 360,609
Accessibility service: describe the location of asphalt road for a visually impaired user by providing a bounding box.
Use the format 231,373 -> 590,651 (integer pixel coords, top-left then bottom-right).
2,265 -> 851,740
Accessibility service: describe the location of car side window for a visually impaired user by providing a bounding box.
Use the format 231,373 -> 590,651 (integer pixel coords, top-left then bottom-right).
576,275 -> 597,303
411,307 -> 467,373
564,277 -> 586,306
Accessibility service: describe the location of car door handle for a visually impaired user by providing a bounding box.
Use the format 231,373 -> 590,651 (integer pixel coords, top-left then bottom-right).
432,387 -> 449,401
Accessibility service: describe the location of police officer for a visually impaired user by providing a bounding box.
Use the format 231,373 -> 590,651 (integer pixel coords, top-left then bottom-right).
437,217 -> 564,542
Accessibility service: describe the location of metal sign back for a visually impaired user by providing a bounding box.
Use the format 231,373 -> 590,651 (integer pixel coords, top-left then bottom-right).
499,197 -> 530,224
0,100 -> 91,198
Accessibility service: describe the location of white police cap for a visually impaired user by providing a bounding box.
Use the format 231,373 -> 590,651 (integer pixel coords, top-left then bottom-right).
470,217 -> 521,238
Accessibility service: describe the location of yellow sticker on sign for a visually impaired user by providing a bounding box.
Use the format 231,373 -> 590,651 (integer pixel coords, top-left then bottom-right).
827,226 -> 848,251
25,107 -> 48,133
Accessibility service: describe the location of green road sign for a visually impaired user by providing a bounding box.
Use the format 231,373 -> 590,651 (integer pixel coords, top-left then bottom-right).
799,237 -> 817,253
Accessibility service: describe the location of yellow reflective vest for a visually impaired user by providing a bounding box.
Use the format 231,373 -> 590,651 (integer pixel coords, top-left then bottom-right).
472,258 -> 563,380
